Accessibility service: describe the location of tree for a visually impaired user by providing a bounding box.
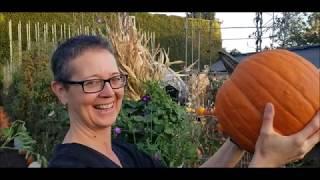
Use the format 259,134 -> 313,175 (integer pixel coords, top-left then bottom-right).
0,13 -> 5,23
303,12 -> 320,45
187,12 -> 215,20
273,12 -> 319,48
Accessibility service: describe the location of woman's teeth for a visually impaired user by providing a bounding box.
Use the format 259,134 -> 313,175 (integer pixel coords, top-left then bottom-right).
94,103 -> 113,109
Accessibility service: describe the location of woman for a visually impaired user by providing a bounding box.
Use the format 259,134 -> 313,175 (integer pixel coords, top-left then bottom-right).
48,35 -> 320,168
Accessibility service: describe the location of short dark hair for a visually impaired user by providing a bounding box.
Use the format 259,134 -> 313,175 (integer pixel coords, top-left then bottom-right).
51,35 -> 115,82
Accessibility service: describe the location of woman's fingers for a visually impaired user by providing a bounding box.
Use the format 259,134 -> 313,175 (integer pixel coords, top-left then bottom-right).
293,112 -> 320,140
304,130 -> 320,153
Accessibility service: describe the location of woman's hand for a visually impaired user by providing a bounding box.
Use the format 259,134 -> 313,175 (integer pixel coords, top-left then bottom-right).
249,103 -> 320,167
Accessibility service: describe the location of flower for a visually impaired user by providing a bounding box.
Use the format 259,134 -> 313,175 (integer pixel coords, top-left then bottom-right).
141,95 -> 151,103
114,127 -> 121,135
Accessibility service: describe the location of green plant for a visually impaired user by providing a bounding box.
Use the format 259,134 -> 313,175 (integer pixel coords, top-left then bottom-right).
115,81 -> 203,167
0,120 -> 47,167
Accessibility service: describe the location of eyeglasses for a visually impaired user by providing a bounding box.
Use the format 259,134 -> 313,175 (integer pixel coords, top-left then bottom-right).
59,74 -> 128,93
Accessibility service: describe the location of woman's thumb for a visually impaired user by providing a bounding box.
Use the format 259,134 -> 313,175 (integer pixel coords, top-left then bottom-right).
260,103 -> 275,134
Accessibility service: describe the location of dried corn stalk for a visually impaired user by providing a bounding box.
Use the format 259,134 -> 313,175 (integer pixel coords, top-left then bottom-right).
186,72 -> 210,109
102,13 -> 185,100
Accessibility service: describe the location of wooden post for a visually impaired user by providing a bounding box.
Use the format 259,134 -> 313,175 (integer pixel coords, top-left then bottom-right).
46,23 -> 48,43
44,23 -> 46,43
28,21 -> 31,50
51,24 -> 54,42
54,23 -> 57,43
60,24 -> 63,41
47,23 -> 49,43
8,20 -> 13,66
46,23 -> 49,41
27,22 -> 30,50
37,22 -> 40,43
68,24 -> 71,39
63,23 -> 66,39
35,23 -> 37,42
18,21 -> 22,64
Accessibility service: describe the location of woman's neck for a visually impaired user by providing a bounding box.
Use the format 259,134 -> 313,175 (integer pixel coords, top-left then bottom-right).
63,120 -> 113,155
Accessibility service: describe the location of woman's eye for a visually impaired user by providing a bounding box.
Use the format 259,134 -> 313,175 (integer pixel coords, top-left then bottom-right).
85,80 -> 99,86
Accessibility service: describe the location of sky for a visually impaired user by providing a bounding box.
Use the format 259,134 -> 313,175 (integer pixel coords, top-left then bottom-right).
150,12 -> 280,53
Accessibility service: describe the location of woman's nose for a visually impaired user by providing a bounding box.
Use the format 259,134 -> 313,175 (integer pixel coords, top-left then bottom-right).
99,82 -> 115,96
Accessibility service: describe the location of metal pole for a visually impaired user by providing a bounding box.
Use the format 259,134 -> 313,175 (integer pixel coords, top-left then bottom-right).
255,12 -> 263,52
185,13 -> 188,68
259,12 -> 263,51
198,28 -> 201,72
198,13 -> 201,72
209,20 -> 212,67
271,12 -> 275,49
191,13 -> 194,67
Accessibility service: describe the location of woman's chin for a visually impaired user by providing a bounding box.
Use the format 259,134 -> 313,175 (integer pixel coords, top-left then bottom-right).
94,115 -> 117,129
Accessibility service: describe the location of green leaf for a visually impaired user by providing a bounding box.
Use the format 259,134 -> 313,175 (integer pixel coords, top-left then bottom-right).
133,115 -> 145,122
152,117 -> 161,125
164,127 -> 174,135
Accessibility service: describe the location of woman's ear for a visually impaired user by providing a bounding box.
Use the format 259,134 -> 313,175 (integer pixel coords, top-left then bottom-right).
51,81 -> 68,105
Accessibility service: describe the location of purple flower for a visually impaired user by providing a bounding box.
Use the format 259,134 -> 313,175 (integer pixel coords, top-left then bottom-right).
114,127 -> 121,135
141,95 -> 151,103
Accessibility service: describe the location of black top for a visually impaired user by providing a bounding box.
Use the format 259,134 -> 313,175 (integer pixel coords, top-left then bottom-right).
48,139 -> 165,168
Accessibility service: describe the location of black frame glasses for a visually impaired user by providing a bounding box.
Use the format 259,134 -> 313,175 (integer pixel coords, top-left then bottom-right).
59,74 -> 128,93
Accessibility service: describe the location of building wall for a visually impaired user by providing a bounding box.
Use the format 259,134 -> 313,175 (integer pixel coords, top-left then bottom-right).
292,47 -> 320,67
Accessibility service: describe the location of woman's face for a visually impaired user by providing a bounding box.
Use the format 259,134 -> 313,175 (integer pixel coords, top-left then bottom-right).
55,49 -> 125,130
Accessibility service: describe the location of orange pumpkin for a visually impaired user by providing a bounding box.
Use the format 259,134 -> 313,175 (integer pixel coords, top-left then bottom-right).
196,107 -> 206,116
214,49 -> 319,152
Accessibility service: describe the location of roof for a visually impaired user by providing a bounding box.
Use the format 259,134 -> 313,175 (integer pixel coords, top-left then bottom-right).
211,44 -> 320,72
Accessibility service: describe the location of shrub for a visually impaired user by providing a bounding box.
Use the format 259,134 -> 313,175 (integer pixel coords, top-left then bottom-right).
115,81 -> 207,167
2,48 -> 69,162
